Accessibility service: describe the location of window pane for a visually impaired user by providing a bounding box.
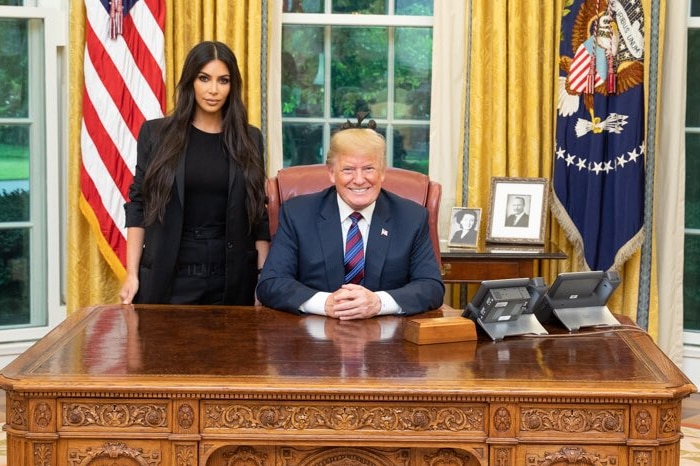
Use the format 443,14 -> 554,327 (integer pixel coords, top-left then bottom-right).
396,0 -> 433,15
688,29 -> 700,127
331,27 -> 388,119
0,228 -> 30,326
686,234 -> 700,330
687,133 -> 700,229
391,125 -> 429,174
0,125 -> 30,221
282,26 -> 325,118
332,0 -> 386,14
0,19 -> 29,118
693,0 -> 700,16
0,0 -> 23,5
283,123 -> 324,166
283,0 -> 322,13
395,27 -> 432,119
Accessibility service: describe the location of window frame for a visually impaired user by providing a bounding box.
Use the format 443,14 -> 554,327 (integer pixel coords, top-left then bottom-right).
0,5 -> 66,343
281,9 -> 434,167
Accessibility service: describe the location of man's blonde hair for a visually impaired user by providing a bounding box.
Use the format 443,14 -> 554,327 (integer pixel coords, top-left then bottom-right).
326,128 -> 386,169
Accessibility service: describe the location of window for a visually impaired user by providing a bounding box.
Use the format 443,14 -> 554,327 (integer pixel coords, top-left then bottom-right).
686,2 -> 700,334
281,0 -> 434,174
0,4 -> 65,343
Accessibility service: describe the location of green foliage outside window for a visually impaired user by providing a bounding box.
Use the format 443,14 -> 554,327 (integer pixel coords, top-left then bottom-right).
0,19 -> 28,118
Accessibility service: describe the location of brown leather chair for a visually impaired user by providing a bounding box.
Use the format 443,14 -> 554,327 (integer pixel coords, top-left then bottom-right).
266,164 -> 442,261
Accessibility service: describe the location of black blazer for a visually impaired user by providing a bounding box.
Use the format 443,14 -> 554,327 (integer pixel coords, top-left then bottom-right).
124,118 -> 269,304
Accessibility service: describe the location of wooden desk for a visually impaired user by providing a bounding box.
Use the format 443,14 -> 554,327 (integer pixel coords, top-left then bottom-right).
440,243 -> 567,283
0,305 -> 694,466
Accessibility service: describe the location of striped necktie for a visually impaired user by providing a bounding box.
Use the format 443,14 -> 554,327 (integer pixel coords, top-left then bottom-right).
344,212 -> 365,285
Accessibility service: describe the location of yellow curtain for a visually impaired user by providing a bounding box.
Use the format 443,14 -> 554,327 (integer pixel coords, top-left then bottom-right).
66,0 -> 264,312
163,0 -> 263,126
465,0 -> 660,337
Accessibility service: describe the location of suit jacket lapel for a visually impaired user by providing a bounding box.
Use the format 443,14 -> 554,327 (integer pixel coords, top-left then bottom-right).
316,188 -> 345,289
318,189 -> 345,287
364,191 -> 390,290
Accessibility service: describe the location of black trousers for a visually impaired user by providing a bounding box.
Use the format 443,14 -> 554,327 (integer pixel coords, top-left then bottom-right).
168,226 -> 226,305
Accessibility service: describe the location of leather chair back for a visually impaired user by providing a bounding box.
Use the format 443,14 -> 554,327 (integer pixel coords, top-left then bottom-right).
266,164 -> 442,260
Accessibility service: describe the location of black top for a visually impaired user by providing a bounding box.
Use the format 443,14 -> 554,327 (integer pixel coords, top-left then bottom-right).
183,126 -> 229,229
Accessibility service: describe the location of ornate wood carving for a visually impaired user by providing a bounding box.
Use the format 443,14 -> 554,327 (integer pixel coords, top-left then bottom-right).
525,446 -> 617,465
422,448 -> 474,465
492,447 -> 511,466
221,446 -> 268,465
33,443 -> 52,466
9,396 -> 28,429
178,403 -> 195,429
67,441 -> 161,466
279,446 -> 409,466
635,409 -> 652,435
493,407 -> 512,432
175,443 -> 196,466
34,402 -> 52,428
204,403 -> 484,432
63,402 -> 168,428
660,407 -> 678,434
632,449 -> 652,466
520,408 -> 623,433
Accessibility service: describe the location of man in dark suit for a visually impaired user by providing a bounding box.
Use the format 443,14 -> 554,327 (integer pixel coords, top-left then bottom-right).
505,195 -> 530,227
257,126 -> 444,319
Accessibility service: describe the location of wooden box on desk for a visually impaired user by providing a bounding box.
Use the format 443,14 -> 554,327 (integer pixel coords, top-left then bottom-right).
404,315 -> 477,345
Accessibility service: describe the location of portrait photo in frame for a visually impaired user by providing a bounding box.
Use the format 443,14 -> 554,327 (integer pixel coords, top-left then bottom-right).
447,207 -> 481,248
486,177 -> 549,245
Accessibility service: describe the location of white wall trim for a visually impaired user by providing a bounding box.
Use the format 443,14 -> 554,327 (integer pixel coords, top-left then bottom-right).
0,341 -> 35,370
683,343 -> 700,388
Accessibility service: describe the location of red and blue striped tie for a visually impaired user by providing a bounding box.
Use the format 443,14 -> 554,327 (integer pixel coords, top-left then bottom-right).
344,212 -> 365,285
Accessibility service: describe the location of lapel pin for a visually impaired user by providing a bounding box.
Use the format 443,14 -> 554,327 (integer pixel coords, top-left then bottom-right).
381,229 -> 388,237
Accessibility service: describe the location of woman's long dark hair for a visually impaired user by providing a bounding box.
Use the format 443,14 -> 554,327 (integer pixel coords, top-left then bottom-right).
141,41 -> 267,228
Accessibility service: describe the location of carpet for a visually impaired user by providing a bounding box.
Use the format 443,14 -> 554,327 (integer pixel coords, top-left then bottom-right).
683,426 -> 700,465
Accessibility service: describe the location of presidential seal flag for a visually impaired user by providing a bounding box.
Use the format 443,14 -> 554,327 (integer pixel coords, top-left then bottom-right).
80,0 -> 166,274
552,0 -> 645,271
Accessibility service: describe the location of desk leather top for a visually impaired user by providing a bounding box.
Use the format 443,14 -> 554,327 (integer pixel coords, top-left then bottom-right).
0,305 -> 694,401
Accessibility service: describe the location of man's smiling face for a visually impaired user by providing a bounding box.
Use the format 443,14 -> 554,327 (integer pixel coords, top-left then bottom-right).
329,151 -> 386,211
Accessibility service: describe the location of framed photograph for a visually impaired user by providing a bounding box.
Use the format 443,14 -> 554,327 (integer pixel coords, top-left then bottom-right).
448,207 -> 481,248
486,177 -> 549,245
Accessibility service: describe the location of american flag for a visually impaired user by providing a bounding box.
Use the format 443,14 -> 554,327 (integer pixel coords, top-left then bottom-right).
80,0 -> 165,273
552,0 -> 645,272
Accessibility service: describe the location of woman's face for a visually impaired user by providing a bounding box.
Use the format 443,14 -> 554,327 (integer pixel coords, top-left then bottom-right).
193,59 -> 231,118
460,213 -> 475,229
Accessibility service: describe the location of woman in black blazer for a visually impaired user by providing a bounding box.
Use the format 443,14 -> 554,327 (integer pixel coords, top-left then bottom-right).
120,41 -> 269,305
